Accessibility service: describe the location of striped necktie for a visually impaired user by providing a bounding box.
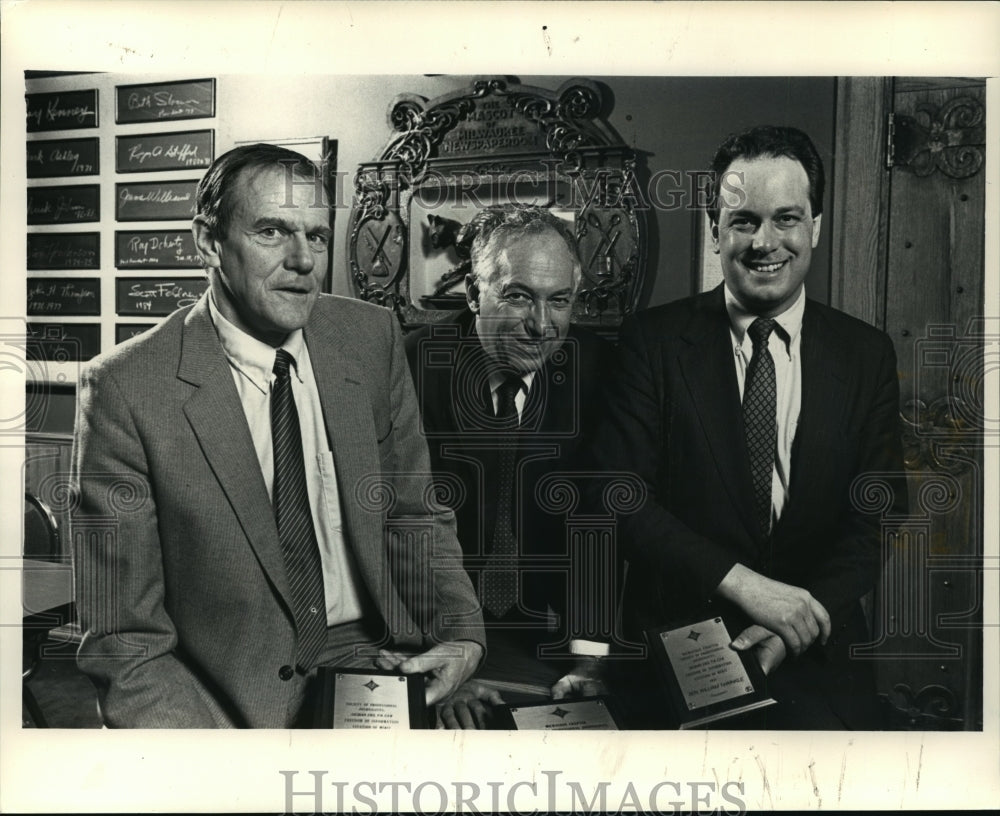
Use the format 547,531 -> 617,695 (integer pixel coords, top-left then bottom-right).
271,349 -> 327,670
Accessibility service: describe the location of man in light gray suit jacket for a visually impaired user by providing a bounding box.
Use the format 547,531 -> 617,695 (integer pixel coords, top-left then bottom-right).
72,144 -> 485,728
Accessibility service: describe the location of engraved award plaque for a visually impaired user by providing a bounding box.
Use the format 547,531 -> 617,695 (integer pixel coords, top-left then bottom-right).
647,617 -> 776,729
312,668 -> 427,729
493,696 -> 621,730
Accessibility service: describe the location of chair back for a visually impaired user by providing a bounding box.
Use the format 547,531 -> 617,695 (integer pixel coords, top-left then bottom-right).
24,492 -> 61,562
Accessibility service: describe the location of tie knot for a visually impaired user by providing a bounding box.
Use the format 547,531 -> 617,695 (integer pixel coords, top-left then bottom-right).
495,373 -> 523,422
273,348 -> 296,379
497,373 -> 523,400
748,317 -> 776,348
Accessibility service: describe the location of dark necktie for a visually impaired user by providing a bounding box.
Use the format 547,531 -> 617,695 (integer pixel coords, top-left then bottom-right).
743,318 -> 777,537
271,349 -> 327,671
480,374 -> 522,617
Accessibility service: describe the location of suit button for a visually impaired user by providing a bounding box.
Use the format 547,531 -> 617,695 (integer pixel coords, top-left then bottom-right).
279,665 -> 294,681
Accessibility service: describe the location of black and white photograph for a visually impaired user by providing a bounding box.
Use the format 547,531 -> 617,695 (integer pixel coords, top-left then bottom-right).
2,2 -> 998,814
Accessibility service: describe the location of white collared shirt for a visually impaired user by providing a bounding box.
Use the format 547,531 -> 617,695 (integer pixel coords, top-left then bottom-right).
724,284 -> 805,529
208,295 -> 366,626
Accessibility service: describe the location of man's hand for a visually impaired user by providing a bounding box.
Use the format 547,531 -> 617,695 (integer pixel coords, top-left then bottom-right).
717,563 -> 831,656
434,680 -> 505,730
374,641 -> 484,706
731,624 -> 787,675
550,657 -> 609,700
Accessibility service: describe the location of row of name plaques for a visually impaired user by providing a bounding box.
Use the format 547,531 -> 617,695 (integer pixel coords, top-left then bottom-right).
26,79 -> 215,132
27,277 -> 208,317
26,323 -> 158,363
27,231 -> 200,270
28,180 -> 199,223
25,80 -> 216,369
27,131 -> 213,178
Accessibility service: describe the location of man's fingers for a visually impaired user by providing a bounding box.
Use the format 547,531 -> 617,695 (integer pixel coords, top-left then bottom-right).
469,701 -> 491,730
436,703 -> 459,730
730,625 -> 772,650
804,611 -> 820,643
482,688 -> 505,707
396,653 -> 434,675
375,649 -> 408,670
754,635 -> 787,675
436,700 -> 491,730
398,643 -> 477,676
811,598 -> 832,644
455,703 -> 479,730
773,622 -> 803,656
424,673 -> 450,706
550,677 -> 571,700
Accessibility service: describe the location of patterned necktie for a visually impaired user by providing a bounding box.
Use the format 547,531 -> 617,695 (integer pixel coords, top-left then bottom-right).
271,349 -> 327,671
480,374 -> 522,618
743,318 -> 777,537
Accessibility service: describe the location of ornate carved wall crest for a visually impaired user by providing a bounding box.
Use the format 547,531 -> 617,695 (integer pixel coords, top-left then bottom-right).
348,77 -> 646,330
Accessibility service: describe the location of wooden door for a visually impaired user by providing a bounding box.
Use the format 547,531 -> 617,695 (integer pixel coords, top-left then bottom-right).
832,77 -> 986,730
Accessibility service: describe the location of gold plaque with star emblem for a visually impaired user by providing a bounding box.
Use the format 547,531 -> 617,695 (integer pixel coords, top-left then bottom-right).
312,668 -> 427,729
647,617 -> 776,729
493,696 -> 621,730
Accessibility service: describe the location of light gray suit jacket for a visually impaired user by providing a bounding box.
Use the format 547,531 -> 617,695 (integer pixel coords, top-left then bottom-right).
72,293 -> 484,728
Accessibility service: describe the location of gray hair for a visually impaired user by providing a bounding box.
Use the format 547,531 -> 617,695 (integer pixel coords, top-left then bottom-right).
464,205 -> 582,288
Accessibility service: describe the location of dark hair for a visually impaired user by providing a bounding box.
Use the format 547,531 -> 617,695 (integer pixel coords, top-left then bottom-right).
195,143 -> 323,238
465,204 -> 581,287
706,125 -> 824,224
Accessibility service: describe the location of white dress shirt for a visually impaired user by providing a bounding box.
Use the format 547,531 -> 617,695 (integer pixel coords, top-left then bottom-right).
724,284 -> 805,530
209,296 -> 366,626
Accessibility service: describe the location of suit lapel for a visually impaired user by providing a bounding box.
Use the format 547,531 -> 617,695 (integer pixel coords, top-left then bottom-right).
781,303 -> 849,530
529,339 -> 571,434
178,296 -> 292,608
676,289 -> 760,539
303,307 -> 385,600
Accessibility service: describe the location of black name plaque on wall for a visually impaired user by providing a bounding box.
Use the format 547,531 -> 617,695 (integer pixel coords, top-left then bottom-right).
27,233 -> 100,270
115,323 -> 155,344
115,180 -> 198,221
115,277 -> 208,316
27,137 -> 100,178
115,230 -> 202,269
27,184 -> 100,224
116,130 -> 214,173
26,89 -> 99,132
116,79 -> 216,124
27,277 -> 101,316
26,323 -> 101,362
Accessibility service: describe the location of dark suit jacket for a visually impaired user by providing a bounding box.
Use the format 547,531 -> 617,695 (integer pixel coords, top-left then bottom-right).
592,285 -> 907,727
72,294 -> 483,728
405,308 -> 614,638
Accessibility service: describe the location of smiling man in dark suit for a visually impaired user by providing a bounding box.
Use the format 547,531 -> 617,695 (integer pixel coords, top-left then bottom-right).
594,126 -> 907,728
405,205 -> 616,727
72,144 -> 484,728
